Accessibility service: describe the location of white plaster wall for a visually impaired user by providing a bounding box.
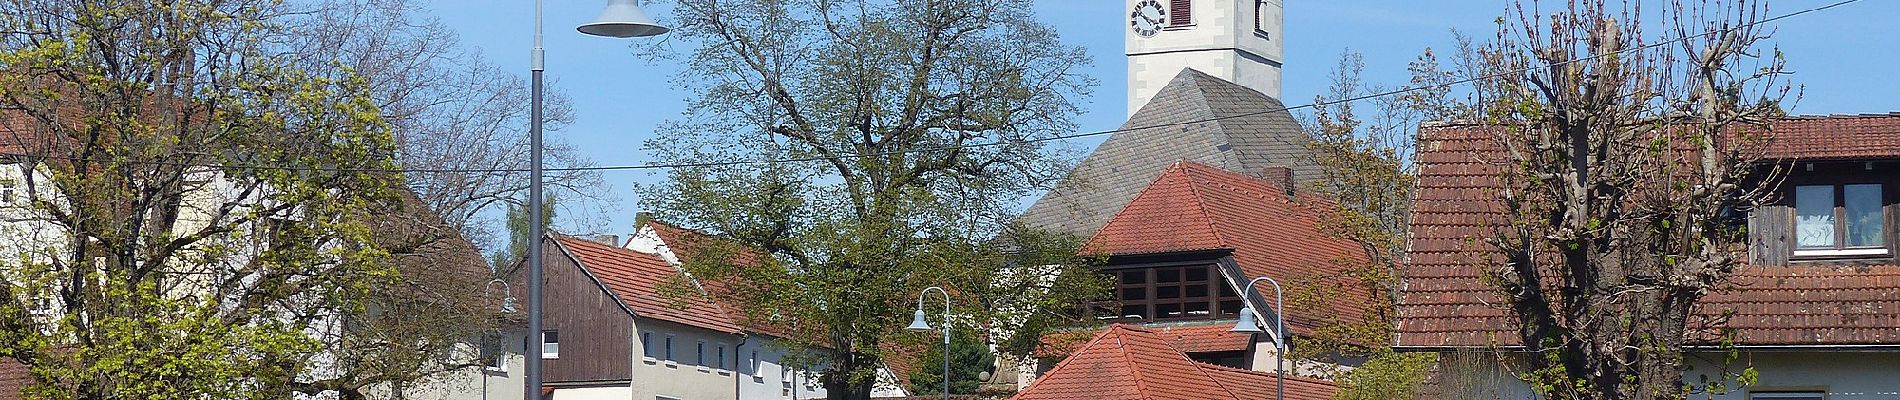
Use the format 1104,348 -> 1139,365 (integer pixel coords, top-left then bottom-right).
1124,0 -> 1285,115
553,385 -> 635,400
631,318 -> 742,400
386,331 -> 527,400
733,337 -> 833,400
1430,351 -> 1900,400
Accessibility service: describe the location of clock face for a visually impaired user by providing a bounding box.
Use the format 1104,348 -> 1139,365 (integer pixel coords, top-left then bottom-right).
1130,0 -> 1165,38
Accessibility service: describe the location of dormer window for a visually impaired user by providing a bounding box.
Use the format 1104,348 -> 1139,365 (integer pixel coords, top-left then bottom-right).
1793,183 -> 1886,257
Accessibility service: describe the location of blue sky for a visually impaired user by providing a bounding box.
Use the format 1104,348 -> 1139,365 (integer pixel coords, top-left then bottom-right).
424,0 -> 1899,236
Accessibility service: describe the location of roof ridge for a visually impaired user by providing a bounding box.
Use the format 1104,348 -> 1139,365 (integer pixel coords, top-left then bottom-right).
1107,325 -> 1163,400
1020,323 -> 1128,396
1174,163 -> 1235,252
1082,161 -> 1228,254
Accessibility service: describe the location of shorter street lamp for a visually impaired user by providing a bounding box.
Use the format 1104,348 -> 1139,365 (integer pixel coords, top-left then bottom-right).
1231,276 -> 1286,400
905,286 -> 951,400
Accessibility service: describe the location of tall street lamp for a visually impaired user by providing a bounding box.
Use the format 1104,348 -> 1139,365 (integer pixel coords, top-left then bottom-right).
1230,276 -> 1286,400
905,286 -> 951,400
526,1 -> 667,399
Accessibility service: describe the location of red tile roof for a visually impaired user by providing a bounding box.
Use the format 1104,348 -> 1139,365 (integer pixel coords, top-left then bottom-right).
1037,321 -> 1254,359
1762,113 -> 1900,160
1399,118 -> 1900,348
553,235 -> 742,334
1013,324 -> 1334,400
1084,161 -> 1372,335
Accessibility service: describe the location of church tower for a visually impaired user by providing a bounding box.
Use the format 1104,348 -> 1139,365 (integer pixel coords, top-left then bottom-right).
1125,0 -> 1284,116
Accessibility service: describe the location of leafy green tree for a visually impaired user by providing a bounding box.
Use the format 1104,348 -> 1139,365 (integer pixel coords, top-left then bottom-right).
0,0 -> 495,398
490,195 -> 556,269
905,328 -> 994,396
636,0 -> 1104,398
1294,48 -> 1448,400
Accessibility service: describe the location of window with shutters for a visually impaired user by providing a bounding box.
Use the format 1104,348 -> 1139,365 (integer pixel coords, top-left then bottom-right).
1168,0 -> 1192,28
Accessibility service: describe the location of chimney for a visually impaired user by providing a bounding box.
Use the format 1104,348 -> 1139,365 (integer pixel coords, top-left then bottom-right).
1260,165 -> 1295,198
592,234 -> 621,246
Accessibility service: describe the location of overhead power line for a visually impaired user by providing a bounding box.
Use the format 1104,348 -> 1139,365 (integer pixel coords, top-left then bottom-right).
0,0 -> 1859,174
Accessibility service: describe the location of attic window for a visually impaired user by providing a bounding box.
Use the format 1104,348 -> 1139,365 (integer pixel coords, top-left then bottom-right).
1168,0 -> 1192,27
1792,183 -> 1886,258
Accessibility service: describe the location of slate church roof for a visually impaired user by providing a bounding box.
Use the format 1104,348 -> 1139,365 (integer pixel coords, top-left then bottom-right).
1019,68 -> 1317,236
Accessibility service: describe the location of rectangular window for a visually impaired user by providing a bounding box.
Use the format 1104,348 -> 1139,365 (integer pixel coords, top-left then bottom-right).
1107,265 -> 1243,322
1749,392 -> 1824,400
1845,184 -> 1884,247
717,345 -> 727,370
541,331 -> 559,359
665,335 -> 675,361
641,331 -> 653,359
481,333 -> 508,371
697,340 -> 706,366
1794,183 -> 1887,256
1168,0 -> 1192,27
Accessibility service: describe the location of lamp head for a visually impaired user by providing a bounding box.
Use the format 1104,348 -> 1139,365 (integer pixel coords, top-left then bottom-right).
578,0 -> 670,38
1230,306 -> 1264,333
905,309 -> 932,332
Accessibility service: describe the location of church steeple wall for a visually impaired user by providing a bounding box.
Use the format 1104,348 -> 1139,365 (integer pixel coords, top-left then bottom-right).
1125,0 -> 1283,116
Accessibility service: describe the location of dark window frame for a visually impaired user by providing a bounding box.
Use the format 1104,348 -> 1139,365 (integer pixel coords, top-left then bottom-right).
1781,161 -> 1896,262
1106,263 -> 1243,322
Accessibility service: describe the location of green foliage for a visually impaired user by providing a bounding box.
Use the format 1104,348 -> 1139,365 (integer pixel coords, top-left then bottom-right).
490,195 -> 557,269
639,0 -> 1101,398
0,0 -> 486,398
1332,352 -> 1437,400
905,328 -> 994,396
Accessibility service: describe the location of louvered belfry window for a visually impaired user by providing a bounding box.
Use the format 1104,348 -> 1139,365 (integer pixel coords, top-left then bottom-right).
1169,0 -> 1192,27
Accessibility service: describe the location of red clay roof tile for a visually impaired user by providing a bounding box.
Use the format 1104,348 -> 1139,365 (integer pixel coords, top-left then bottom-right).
1014,324 -> 1334,400
1037,321 -> 1254,359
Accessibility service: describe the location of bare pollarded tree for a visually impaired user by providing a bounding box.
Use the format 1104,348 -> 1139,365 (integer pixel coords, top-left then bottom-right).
1467,1 -> 1791,398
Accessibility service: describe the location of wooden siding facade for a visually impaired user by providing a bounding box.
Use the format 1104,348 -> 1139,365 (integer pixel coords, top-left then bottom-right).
539,239 -> 636,384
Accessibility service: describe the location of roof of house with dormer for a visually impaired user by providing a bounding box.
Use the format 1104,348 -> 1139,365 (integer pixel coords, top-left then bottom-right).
1398,115 -> 1900,348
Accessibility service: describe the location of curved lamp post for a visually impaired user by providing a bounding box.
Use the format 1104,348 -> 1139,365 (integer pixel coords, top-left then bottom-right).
905,286 -> 951,400
1230,276 -> 1286,400
525,1 -> 666,399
